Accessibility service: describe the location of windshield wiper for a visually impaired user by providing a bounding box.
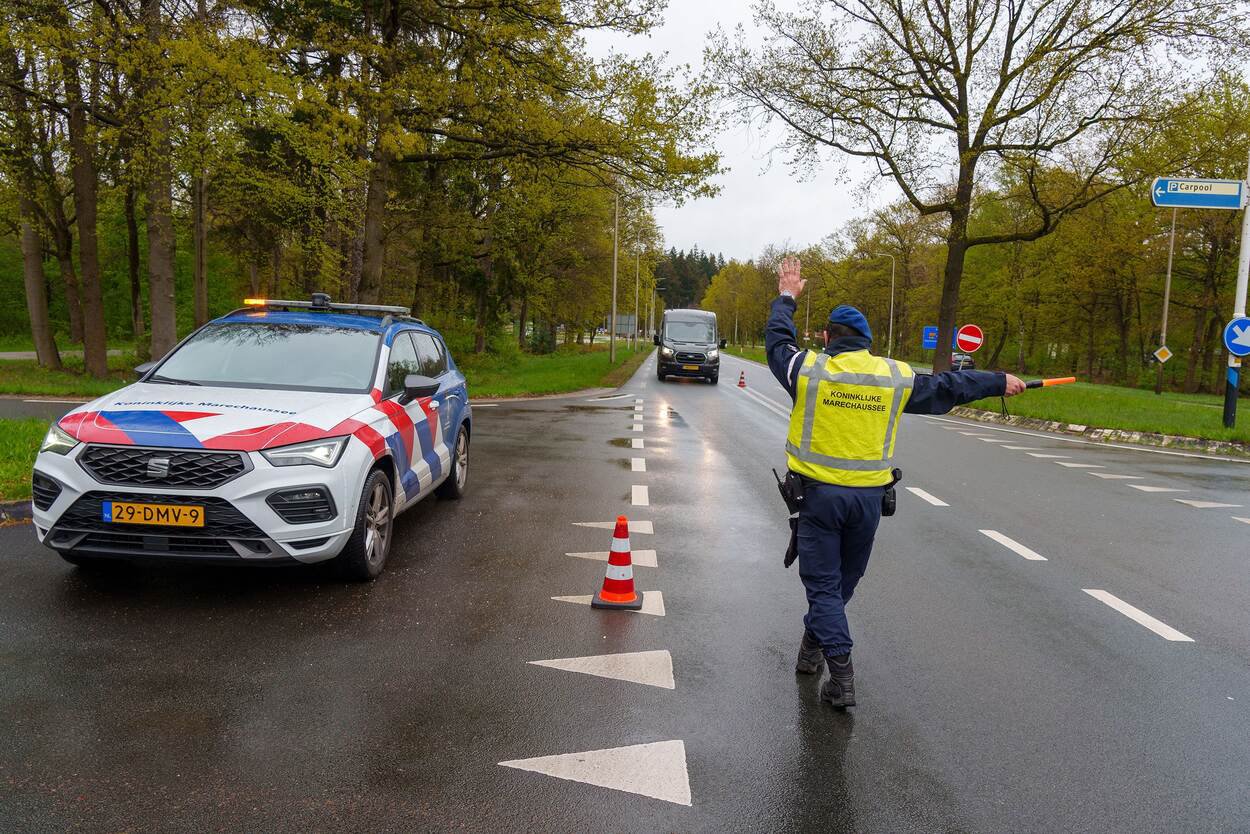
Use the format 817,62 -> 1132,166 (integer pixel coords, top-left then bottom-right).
148,374 -> 201,386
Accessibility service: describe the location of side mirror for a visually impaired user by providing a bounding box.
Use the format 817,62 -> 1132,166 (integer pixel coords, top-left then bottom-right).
403,373 -> 440,400
652,334 -> 660,346
719,338 -> 727,349
134,361 -> 156,379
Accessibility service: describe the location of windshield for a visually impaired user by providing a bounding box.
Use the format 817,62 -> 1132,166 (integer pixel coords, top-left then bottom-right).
153,322 -> 381,392
664,319 -> 716,344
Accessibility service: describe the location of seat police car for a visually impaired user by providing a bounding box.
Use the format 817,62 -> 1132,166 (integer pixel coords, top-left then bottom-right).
30,294 -> 470,580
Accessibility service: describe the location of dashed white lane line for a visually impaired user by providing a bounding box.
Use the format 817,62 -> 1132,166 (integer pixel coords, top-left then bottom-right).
553,590 -> 666,616
1089,473 -> 1143,479
631,422 -> 643,432
631,457 -> 646,472
959,431 -> 995,437
575,520 -> 653,534
979,529 -> 1047,561
1233,517 -> 1250,525
1056,462 -> 1104,469
634,398 -> 644,404
1026,453 -> 1070,459
632,485 -> 649,506
733,385 -> 792,419
978,438 -> 1010,443
1128,485 -> 1187,493
631,438 -> 644,449
568,549 -> 658,568
905,487 -> 949,507
1174,499 -> 1242,509
1082,589 -> 1194,642
1002,446 -> 1044,451
499,739 -> 691,806
528,650 -> 675,689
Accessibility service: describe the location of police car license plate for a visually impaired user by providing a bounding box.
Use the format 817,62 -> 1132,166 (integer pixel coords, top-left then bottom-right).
103,500 -> 204,527
682,364 -> 699,370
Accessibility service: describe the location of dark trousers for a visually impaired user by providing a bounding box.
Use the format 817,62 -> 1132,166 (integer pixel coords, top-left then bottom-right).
796,480 -> 884,657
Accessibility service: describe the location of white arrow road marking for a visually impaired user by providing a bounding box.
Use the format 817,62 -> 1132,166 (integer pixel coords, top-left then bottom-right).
632,457 -> 646,472
499,739 -> 691,806
528,650 -> 675,689
1056,462 -> 1104,469
632,485 -> 649,506
1089,473 -> 1143,480
979,530 -> 1047,561
1082,590 -> 1193,642
1128,485 -> 1187,493
1174,499 -> 1242,509
552,591 -> 665,616
959,431 -> 994,436
978,438 -> 1010,443
632,438 -> 644,449
905,487 -> 949,507
1027,453 -> 1070,459
574,520 -> 653,534
568,549 -> 658,568
1002,446 -> 1044,451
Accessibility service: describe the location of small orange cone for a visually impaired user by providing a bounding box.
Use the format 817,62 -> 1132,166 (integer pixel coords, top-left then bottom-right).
737,371 -> 746,388
591,515 -> 643,610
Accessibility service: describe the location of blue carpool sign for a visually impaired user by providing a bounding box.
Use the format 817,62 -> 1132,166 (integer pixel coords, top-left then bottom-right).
1151,178 -> 1246,210
1223,317 -> 1250,358
922,326 -> 939,350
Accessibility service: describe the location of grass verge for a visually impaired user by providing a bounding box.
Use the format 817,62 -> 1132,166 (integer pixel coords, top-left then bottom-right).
0,419 -> 48,501
724,345 -> 768,364
0,354 -> 134,397
461,345 -> 651,398
968,381 -> 1250,443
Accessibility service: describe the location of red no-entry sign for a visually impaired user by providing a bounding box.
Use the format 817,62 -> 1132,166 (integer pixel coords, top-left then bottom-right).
956,324 -> 984,353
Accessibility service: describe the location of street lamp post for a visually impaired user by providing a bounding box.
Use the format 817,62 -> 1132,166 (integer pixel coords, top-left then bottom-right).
872,253 -> 896,358
610,191 -> 619,363
634,245 -> 640,353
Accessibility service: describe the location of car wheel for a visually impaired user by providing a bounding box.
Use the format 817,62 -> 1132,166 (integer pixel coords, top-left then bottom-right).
657,371 -> 667,382
709,374 -> 719,385
436,425 -> 469,499
337,469 -> 393,581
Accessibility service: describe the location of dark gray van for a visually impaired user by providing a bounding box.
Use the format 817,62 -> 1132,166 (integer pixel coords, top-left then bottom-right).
653,309 -> 726,384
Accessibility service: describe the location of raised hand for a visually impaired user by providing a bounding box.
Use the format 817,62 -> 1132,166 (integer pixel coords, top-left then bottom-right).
777,255 -> 805,299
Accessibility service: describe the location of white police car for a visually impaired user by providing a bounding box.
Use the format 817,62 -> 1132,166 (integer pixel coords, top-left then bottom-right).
30,295 -> 471,580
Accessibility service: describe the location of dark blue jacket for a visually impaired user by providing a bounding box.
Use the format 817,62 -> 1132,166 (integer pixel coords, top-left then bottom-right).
764,296 -> 1006,412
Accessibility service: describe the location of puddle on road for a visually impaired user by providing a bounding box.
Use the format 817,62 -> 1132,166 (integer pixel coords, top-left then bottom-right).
608,438 -> 634,448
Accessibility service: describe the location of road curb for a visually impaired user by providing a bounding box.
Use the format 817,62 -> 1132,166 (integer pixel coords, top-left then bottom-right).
950,406 -> 1250,459
0,500 -> 32,523
474,387 -> 616,404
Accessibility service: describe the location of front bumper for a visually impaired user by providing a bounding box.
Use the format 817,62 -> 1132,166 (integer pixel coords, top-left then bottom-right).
659,358 -> 719,377
31,444 -> 366,565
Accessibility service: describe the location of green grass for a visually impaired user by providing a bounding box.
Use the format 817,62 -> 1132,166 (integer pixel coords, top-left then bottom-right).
0,354 -> 135,397
724,345 -> 768,364
460,344 -> 651,398
0,335 -> 137,353
0,419 -> 48,501
968,381 -> 1250,443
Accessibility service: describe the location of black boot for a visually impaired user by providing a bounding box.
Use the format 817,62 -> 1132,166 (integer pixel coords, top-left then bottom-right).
796,631 -> 822,675
819,653 -> 856,708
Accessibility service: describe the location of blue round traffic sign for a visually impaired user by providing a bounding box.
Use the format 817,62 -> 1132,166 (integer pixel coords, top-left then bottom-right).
1223,317 -> 1250,357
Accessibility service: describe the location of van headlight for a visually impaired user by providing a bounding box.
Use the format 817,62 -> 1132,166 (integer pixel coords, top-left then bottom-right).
660,346 -> 674,358
39,424 -> 79,455
261,436 -> 348,468
706,349 -> 719,360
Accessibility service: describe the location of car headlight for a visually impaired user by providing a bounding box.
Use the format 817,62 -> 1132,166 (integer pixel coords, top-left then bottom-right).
261,436 -> 348,468
39,424 -> 79,455
660,346 -> 674,358
706,349 -> 719,360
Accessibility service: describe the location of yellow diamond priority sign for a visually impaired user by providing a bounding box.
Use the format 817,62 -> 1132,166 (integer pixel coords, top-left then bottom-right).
1154,345 -> 1173,364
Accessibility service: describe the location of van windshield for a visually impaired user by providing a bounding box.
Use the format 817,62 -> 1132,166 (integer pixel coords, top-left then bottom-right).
665,319 -> 715,344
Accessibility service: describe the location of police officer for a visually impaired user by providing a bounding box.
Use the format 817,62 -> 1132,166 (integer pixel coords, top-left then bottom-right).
766,255 -> 1025,708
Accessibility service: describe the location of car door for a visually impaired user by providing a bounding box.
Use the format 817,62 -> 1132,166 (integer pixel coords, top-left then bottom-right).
412,331 -> 456,477
380,331 -> 426,501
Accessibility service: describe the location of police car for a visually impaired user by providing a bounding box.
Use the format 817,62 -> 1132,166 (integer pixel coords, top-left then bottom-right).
29,295 -> 471,580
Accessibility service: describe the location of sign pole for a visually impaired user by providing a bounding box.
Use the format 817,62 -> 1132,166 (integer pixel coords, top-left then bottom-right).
1155,208 -> 1177,395
1225,147 -> 1250,428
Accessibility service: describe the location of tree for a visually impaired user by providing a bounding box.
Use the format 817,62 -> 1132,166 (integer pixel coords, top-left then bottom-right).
709,0 -> 1248,369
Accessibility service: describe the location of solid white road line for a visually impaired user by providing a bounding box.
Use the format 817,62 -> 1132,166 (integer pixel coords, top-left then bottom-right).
1056,462 -> 1104,469
1081,589 -> 1194,642
1128,485 -> 1186,493
528,650 -> 675,689
1174,499 -> 1242,509
568,549 -> 659,568
979,529 -> 1047,561
552,590 -> 665,616
574,520 -> 653,534
1026,453 -> 1070,459
631,438 -> 644,449
499,739 -> 691,806
734,385 -> 792,419
1089,473 -> 1143,480
632,485 -> 649,506
905,487 -> 949,507
631,457 -> 646,472
591,393 -> 631,401
23,398 -> 88,404
473,403 -> 500,408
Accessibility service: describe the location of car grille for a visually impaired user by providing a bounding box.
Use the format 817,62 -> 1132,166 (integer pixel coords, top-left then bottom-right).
31,472 -> 62,511
79,445 -> 249,489
54,491 -> 266,540
675,351 -> 706,363
71,531 -> 249,558
266,488 -> 336,524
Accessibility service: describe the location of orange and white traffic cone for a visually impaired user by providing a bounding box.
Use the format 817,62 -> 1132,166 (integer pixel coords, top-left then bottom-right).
737,371 -> 746,388
591,515 -> 644,610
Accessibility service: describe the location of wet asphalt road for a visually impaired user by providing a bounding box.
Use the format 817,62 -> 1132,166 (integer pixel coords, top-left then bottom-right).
4,352 -> 1250,831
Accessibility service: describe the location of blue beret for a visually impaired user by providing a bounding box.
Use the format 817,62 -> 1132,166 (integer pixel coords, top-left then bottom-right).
827,305 -> 872,342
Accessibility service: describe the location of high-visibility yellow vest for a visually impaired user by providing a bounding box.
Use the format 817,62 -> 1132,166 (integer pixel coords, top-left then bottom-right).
786,350 -> 915,486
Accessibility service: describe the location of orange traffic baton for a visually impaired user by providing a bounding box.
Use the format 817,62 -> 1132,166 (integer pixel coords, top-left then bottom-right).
591,515 -> 643,610
1025,377 -> 1076,389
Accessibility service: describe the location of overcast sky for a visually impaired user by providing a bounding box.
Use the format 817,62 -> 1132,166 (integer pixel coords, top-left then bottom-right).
585,0 -> 894,261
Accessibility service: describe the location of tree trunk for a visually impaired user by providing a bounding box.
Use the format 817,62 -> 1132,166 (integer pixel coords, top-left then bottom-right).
473,281 -> 488,354
248,261 -> 260,295
59,48 -> 108,378
50,222 -> 84,343
192,171 -> 208,326
124,184 -> 146,353
1183,308 -> 1208,393
517,294 -> 529,350
986,318 -> 1009,369
20,209 -> 61,370
354,0 -> 397,305
934,203 -> 971,373
143,0 -> 177,359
